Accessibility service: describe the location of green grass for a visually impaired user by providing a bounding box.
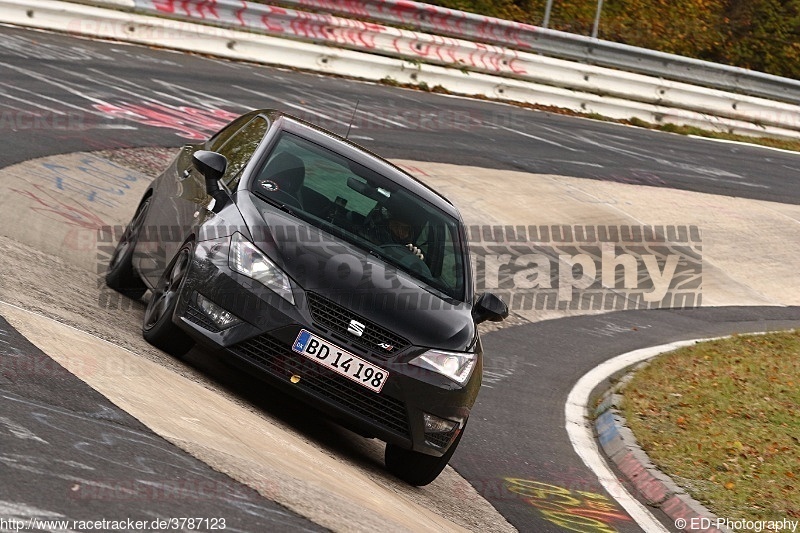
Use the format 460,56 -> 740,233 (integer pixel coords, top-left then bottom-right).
625,119 -> 800,153
621,331 -> 800,522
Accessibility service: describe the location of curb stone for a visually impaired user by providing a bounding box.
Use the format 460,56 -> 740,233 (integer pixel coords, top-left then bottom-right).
593,372 -> 733,533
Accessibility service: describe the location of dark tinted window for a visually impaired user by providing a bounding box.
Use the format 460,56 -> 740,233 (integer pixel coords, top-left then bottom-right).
217,116 -> 269,189
206,114 -> 253,152
250,132 -> 466,300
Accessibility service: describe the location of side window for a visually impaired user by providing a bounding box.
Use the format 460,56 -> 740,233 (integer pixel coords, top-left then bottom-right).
217,117 -> 269,190
206,114 -> 252,152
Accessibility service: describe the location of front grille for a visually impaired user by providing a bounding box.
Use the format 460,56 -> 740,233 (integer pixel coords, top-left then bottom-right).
184,300 -> 222,333
306,292 -> 408,358
231,333 -> 410,438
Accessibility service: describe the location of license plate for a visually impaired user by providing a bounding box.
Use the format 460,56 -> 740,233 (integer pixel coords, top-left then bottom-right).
292,330 -> 389,393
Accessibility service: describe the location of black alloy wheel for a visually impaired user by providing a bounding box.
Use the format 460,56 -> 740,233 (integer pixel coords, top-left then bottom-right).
142,242 -> 195,357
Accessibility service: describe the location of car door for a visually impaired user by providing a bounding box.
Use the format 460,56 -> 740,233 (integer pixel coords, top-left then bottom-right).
186,115 -> 271,250
136,113 -> 257,287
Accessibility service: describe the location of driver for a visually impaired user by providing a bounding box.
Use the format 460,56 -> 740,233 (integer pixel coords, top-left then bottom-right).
362,193 -> 429,275
386,215 -> 425,261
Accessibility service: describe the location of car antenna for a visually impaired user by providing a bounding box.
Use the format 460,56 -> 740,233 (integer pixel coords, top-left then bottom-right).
345,98 -> 360,139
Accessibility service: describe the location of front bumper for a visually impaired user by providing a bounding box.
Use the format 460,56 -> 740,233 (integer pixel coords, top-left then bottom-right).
171,239 -> 479,457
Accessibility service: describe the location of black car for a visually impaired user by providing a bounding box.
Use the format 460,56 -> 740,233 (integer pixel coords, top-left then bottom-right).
106,109 -> 507,485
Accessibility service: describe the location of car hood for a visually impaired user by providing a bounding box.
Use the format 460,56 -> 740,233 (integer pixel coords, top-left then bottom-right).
244,196 -> 475,352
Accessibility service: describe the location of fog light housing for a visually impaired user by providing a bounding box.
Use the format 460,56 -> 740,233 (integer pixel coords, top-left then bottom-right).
423,413 -> 460,449
423,413 -> 459,434
196,293 -> 242,329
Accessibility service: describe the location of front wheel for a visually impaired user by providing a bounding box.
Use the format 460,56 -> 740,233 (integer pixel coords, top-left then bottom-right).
142,242 -> 195,357
384,424 -> 465,486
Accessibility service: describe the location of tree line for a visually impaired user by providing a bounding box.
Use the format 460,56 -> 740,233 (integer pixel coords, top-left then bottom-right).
429,0 -> 800,79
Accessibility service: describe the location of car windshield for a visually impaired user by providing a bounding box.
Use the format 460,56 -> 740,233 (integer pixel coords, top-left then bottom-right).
249,132 -> 466,301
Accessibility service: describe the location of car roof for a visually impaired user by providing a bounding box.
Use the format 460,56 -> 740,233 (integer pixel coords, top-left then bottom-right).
252,109 -> 462,221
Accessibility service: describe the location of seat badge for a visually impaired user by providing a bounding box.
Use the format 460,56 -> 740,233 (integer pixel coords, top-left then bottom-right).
347,320 -> 365,337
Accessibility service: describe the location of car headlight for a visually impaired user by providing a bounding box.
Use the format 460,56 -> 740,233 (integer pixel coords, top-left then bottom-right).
229,233 -> 294,305
410,349 -> 476,384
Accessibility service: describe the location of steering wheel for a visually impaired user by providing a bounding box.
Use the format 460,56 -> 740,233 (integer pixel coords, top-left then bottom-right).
379,243 -> 412,251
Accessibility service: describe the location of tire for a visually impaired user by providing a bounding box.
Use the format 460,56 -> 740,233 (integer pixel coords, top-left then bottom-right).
385,423 -> 466,486
142,242 -> 195,357
105,197 -> 150,299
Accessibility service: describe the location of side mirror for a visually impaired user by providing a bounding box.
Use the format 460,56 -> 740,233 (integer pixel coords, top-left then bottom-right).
193,150 -> 227,188
192,150 -> 228,211
472,292 -> 509,324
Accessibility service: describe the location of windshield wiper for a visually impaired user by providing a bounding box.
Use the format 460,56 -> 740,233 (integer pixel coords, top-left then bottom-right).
254,192 -> 297,215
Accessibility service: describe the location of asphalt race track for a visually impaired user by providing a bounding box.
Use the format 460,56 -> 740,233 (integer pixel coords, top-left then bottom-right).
2,23 -> 800,533
462,306 -> 800,531
0,316 -> 323,532
1,26 -> 799,204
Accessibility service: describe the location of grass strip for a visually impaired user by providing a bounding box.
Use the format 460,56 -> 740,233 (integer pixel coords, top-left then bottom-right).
621,330 -> 800,522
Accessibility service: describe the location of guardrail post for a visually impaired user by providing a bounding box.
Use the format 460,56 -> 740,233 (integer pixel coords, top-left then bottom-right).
543,0 -> 553,29
592,0 -> 604,39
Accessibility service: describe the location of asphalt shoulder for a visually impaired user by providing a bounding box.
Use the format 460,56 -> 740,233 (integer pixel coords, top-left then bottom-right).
0,314 -> 324,531
458,305 -> 800,532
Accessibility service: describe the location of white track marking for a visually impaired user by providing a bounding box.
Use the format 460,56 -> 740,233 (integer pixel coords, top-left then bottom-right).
687,135 -> 800,155
0,62 -> 109,107
0,82 -> 106,117
0,416 -> 49,444
494,123 -> 581,151
0,91 -> 66,115
564,339 -> 713,533
152,79 -> 247,108
547,159 -> 604,168
290,88 -> 414,129
232,85 -> 358,129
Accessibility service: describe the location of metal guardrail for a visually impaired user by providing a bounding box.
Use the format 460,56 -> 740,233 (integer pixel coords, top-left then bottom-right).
4,0 -> 800,139
276,0 -> 800,106
134,0 -> 536,78
131,0 -> 800,136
